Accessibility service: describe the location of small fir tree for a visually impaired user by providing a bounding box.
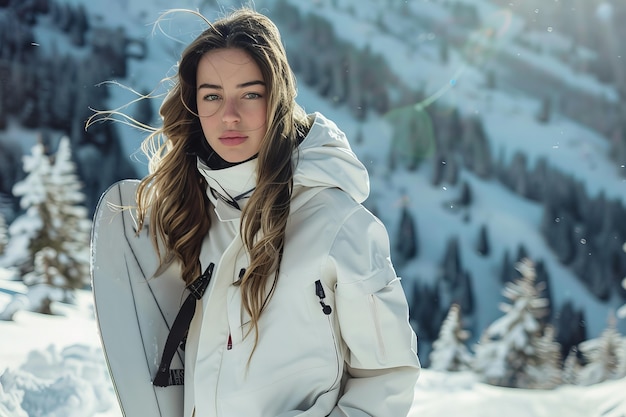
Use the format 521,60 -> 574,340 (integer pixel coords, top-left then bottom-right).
499,250 -> 511,284
394,200 -> 418,266
0,213 -> 7,255
619,277 -> 626,320
410,282 -> 444,342
562,347 -> 581,385
44,137 -> 91,289
576,317 -> 626,386
475,224 -> 490,256
7,140 -> 51,271
429,304 -> 473,372
555,300 -> 587,363
471,259 -> 551,388
524,325 -> 562,389
456,181 -> 472,207
10,137 -> 91,313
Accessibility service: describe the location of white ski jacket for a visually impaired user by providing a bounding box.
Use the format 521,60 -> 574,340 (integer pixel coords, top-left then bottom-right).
183,113 -> 420,417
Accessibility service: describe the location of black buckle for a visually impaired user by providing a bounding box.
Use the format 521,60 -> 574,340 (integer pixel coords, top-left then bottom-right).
187,263 -> 214,299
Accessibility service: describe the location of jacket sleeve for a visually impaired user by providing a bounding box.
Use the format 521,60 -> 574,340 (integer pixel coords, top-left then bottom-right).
325,206 -> 421,417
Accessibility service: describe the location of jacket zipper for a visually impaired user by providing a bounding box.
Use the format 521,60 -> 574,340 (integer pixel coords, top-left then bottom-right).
315,280 -> 341,390
315,279 -> 332,315
369,294 -> 386,362
227,268 -> 245,351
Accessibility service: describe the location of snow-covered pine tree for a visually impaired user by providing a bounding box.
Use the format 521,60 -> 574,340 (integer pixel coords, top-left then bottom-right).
9,137 -> 91,314
562,347 -> 581,385
576,316 -> 626,386
471,258 -> 551,388
524,325 -> 562,389
619,276 -> 626,320
429,303 -> 473,372
42,137 -> 91,290
616,329 -> 626,381
5,140 -> 50,272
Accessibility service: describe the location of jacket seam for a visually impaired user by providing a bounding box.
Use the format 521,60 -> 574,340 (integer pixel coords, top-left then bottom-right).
324,300 -> 342,392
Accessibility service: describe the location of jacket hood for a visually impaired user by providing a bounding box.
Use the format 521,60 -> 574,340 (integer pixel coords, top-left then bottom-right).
293,112 -> 369,205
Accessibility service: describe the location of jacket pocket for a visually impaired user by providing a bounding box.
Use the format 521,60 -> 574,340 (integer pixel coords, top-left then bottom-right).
335,271 -> 402,368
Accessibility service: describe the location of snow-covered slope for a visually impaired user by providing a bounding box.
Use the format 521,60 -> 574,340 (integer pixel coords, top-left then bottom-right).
1,2 -> 625,416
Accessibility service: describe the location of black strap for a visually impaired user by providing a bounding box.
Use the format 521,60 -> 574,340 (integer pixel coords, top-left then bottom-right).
153,263 -> 214,387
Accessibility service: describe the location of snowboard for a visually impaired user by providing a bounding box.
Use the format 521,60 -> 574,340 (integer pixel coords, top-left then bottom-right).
91,180 -> 186,417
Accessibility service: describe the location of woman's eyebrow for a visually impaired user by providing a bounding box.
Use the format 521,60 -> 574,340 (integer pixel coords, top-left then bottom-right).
197,80 -> 266,90
238,80 -> 265,88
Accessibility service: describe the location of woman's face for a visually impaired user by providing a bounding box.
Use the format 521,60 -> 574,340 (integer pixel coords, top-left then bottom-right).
196,48 -> 268,163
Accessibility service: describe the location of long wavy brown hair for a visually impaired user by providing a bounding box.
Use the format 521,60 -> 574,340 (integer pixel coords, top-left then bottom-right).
91,8 -> 310,351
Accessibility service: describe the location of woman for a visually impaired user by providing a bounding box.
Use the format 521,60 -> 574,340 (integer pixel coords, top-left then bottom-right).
128,7 -> 419,417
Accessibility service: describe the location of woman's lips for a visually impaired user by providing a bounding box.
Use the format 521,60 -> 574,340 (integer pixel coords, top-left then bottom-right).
219,133 -> 247,146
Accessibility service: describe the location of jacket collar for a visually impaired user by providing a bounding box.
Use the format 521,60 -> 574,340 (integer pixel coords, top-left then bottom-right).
197,157 -> 257,222
195,112 -> 370,220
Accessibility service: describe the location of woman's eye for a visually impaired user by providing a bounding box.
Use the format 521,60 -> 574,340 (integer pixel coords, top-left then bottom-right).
203,94 -> 220,101
244,92 -> 262,99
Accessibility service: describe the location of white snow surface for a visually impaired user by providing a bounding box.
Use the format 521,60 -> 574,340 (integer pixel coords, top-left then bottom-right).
1,278 -> 625,417
4,141 -> 620,413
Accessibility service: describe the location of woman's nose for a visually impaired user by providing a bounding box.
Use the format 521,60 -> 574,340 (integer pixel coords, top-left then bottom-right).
221,99 -> 240,124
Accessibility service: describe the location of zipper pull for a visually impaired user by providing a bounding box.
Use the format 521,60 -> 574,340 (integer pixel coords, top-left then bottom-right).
233,268 -> 246,285
315,280 -> 332,315
227,333 -> 232,350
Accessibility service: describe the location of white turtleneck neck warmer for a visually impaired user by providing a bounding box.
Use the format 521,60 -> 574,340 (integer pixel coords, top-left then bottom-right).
196,157 -> 258,222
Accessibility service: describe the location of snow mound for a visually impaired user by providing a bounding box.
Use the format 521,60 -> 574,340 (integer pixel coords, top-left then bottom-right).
0,344 -> 116,417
